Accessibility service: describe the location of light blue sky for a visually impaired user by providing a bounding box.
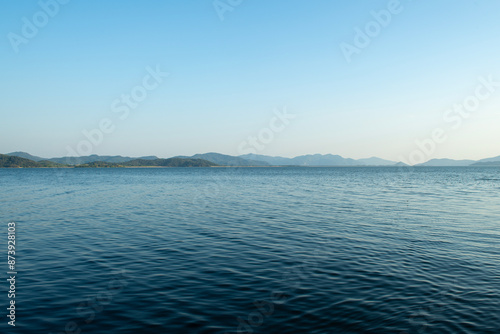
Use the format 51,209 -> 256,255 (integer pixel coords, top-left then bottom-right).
1,0 -> 499,161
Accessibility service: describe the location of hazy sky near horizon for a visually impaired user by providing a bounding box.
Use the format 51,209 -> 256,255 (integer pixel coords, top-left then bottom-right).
1,0 -> 499,161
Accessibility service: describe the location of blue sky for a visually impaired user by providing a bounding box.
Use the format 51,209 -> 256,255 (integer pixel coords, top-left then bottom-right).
1,0 -> 499,161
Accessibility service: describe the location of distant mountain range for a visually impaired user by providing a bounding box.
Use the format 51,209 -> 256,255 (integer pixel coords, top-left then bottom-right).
2,151 -> 500,168
4,152 -> 400,167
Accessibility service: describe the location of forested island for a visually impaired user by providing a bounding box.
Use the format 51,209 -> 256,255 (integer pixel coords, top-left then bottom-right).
0,154 -> 218,168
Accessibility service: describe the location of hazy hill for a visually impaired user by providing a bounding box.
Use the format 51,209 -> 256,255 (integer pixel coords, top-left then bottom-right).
240,154 -> 396,166
416,159 -> 475,167
238,154 -> 296,166
7,151 -> 46,162
240,153 -> 360,166
471,161 -> 500,166
476,155 -> 500,163
357,157 -> 397,166
290,154 -> 359,166
179,153 -> 269,166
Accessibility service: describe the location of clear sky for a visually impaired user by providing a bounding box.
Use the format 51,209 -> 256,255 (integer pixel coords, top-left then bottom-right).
1,0 -> 499,161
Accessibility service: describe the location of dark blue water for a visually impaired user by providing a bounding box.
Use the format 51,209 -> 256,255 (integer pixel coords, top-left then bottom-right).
1,167 -> 499,333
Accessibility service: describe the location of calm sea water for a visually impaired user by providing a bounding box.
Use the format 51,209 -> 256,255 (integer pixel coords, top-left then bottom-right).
1,167 -> 499,334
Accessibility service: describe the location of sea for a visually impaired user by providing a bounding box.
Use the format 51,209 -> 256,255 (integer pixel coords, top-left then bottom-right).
1,166 -> 499,333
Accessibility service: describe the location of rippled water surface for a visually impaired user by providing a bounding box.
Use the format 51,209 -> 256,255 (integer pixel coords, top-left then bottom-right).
1,167 -> 499,333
